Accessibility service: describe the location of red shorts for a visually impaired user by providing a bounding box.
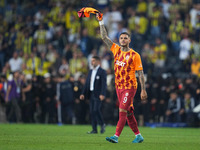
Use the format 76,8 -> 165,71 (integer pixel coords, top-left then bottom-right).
116,87 -> 137,112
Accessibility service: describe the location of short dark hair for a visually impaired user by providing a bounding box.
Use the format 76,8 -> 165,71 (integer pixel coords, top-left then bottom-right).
119,32 -> 131,38
92,56 -> 101,61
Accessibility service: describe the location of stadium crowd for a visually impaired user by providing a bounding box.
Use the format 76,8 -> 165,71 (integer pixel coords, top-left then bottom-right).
0,0 -> 200,127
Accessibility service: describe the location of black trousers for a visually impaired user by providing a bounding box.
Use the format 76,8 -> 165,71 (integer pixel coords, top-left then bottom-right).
6,98 -> 21,122
89,93 -> 104,132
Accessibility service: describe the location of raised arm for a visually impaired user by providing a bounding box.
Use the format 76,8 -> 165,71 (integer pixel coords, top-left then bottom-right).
96,13 -> 113,49
137,70 -> 148,100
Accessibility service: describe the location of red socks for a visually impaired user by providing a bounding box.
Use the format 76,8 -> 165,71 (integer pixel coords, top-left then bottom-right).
115,112 -> 127,137
115,112 -> 140,137
127,113 -> 140,135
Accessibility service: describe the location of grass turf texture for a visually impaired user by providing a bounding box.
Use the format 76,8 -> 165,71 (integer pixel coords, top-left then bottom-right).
0,124 -> 200,150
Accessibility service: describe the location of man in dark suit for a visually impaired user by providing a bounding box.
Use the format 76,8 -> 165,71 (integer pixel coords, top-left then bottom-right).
80,56 -> 107,134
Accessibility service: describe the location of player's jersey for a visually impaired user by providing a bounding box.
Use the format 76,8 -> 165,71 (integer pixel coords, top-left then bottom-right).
110,43 -> 143,89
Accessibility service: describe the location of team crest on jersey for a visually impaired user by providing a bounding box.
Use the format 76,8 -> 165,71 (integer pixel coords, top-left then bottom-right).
125,55 -> 130,60
125,93 -> 129,96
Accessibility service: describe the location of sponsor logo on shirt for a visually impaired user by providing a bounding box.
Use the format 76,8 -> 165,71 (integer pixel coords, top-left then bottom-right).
116,60 -> 126,67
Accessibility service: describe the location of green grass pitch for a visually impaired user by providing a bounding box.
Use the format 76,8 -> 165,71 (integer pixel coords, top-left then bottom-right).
0,124 -> 200,150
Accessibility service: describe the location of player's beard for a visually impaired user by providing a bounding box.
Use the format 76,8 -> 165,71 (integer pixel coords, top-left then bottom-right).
120,43 -> 128,47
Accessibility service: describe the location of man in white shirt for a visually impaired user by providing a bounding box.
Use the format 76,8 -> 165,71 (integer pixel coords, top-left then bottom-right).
80,56 -> 107,134
9,52 -> 23,72
179,37 -> 191,61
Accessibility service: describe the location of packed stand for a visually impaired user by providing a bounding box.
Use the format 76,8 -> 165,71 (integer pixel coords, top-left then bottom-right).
0,0 -> 200,127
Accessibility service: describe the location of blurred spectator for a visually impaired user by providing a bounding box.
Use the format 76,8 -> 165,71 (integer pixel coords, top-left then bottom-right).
137,13 -> 148,37
55,26 -> 68,55
158,76 -> 169,123
51,51 -> 61,76
149,5 -> 162,38
39,52 -> 51,76
21,63 -> 33,76
189,3 -> 200,28
147,0 -> 156,18
46,44 -> 57,64
64,5 -> 77,30
0,14 -> 7,33
195,12 -> 200,41
0,33 -> 6,71
41,73 -> 56,123
141,43 -> 154,72
127,8 -> 138,34
179,0 -> 192,15
7,26 -> 16,58
168,15 -> 183,54
88,49 -> 98,70
191,38 -> 200,58
21,74 -> 34,123
8,51 -> 23,73
102,7 -> 111,28
83,16 -> 99,37
58,57 -> 70,79
0,74 -> 6,113
96,0 -> 109,8
179,29 -> 191,72
101,55 -> 110,71
68,15 -> 80,43
70,51 -> 86,76
22,29 -> 33,55
26,52 -> 41,76
56,74 -> 75,124
154,37 -> 167,72
168,0 -> 180,21
149,97 -> 158,122
109,5 -> 123,40
0,74 -> 7,104
196,79 -> 200,101
77,51 -> 88,74
73,74 -> 89,124
160,0 -> 171,20
31,75 -> 42,123
80,28 -> 94,56
165,91 -> 184,123
191,58 -> 200,77
33,24 -> 52,53
34,9 -> 45,26
63,44 -> 73,63
136,0 -> 147,14
15,28 -> 24,53
5,71 -> 23,123
183,92 -> 196,126
184,14 -> 193,35
1,63 -> 11,78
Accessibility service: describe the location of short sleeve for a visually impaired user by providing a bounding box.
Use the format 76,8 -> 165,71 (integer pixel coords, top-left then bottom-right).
134,52 -> 143,71
110,43 -> 120,56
